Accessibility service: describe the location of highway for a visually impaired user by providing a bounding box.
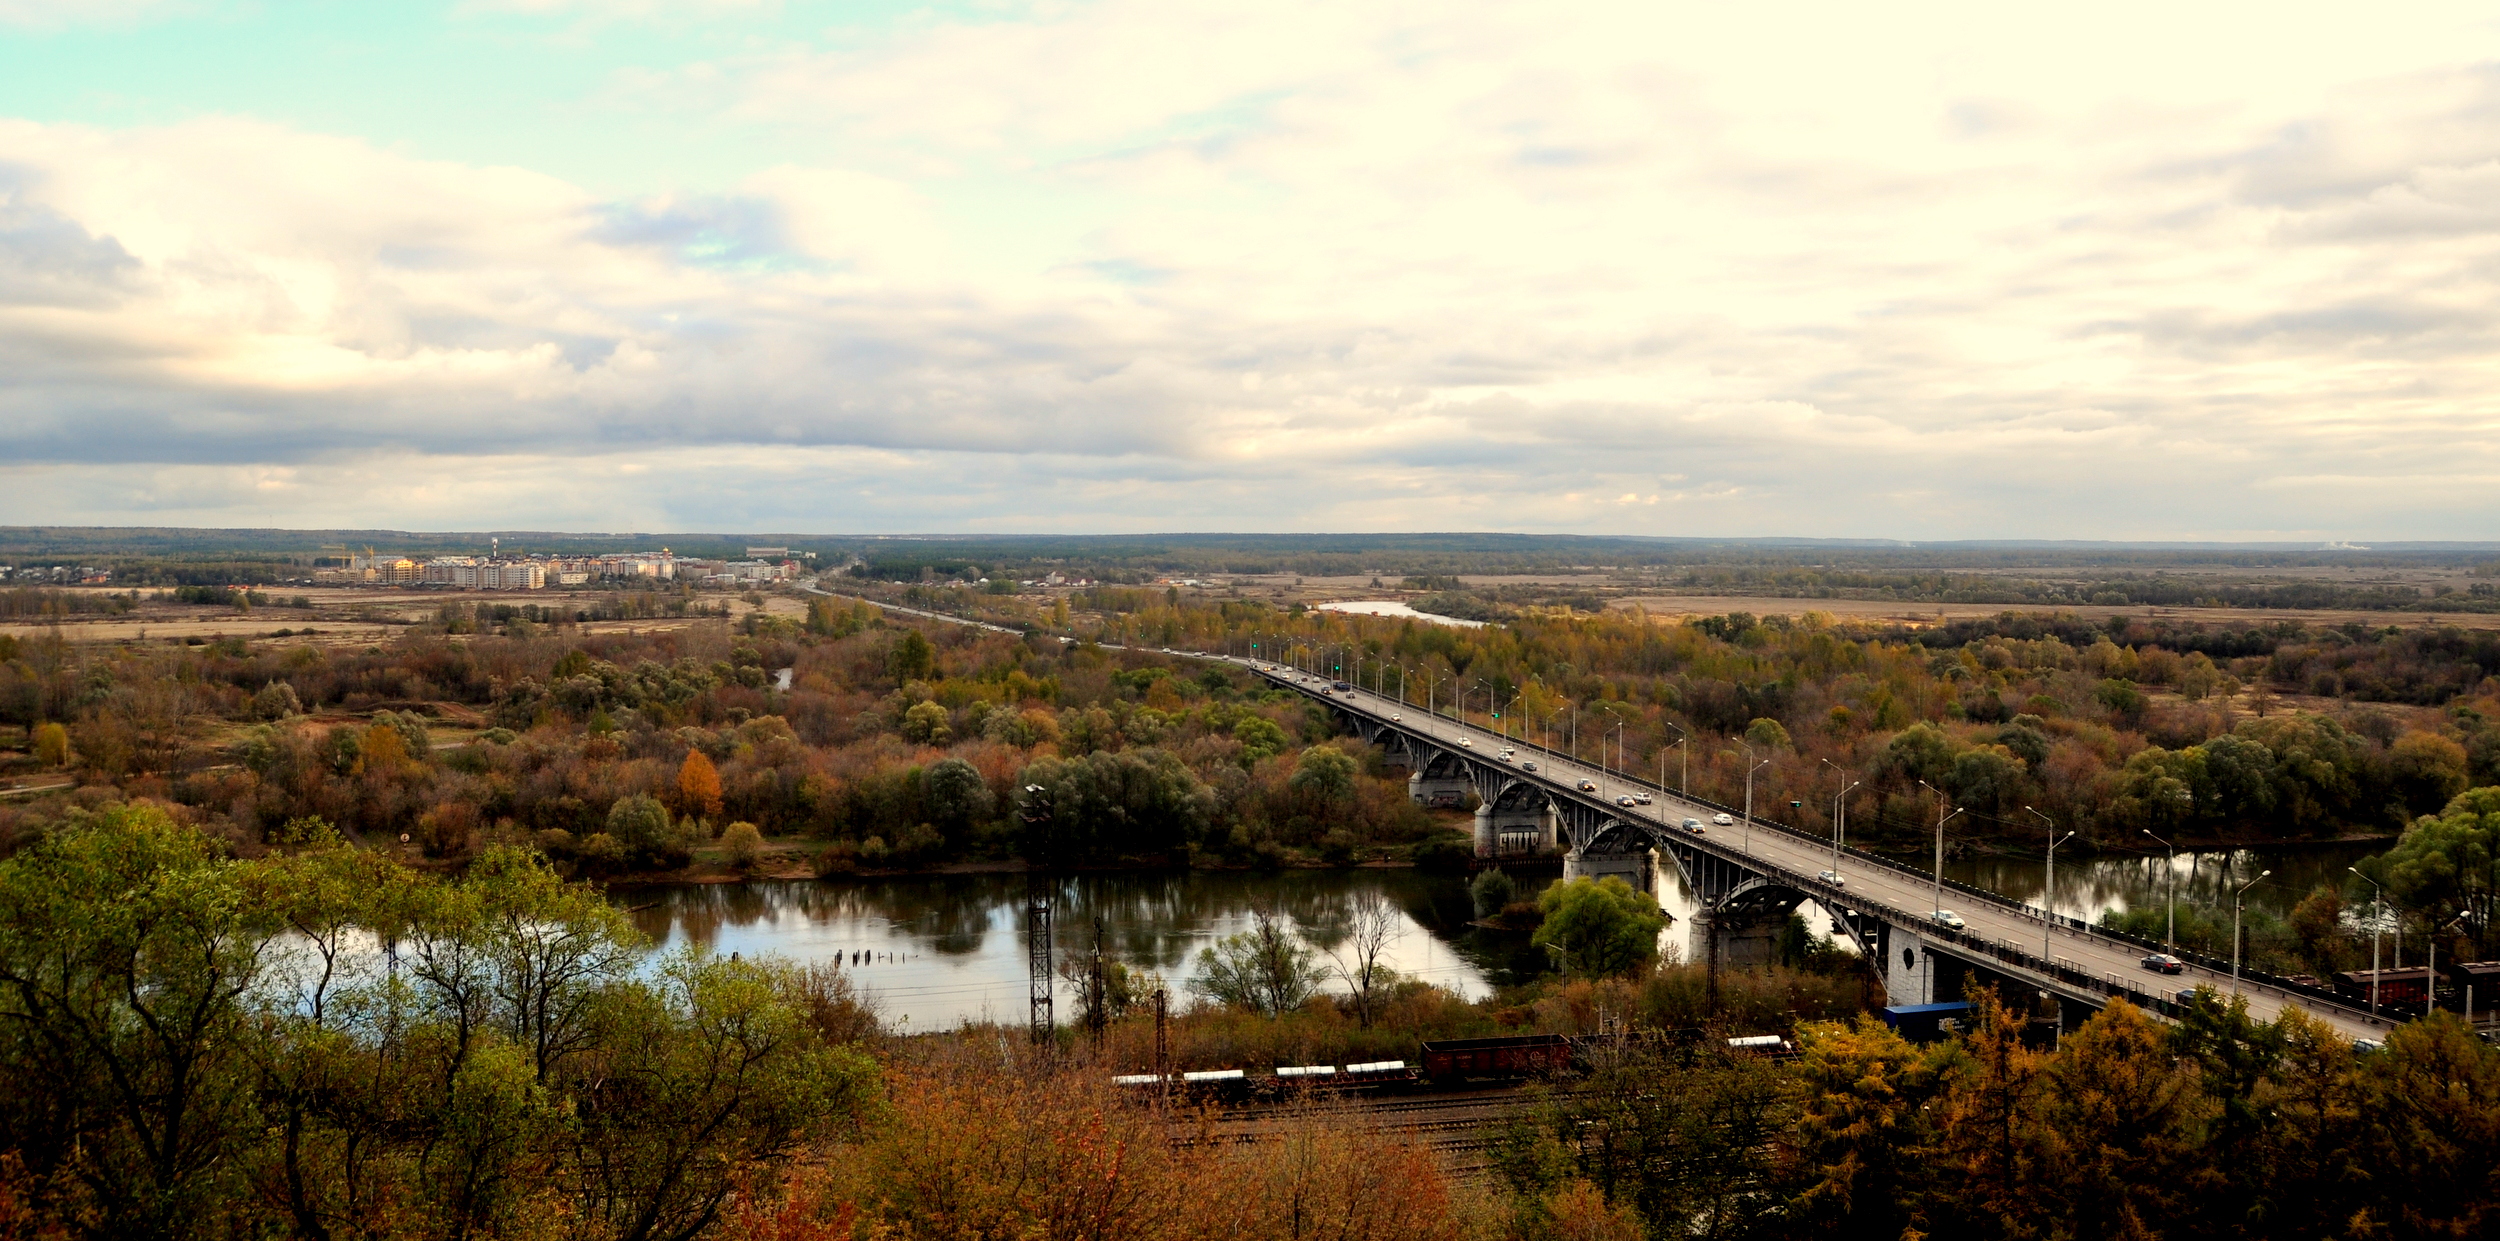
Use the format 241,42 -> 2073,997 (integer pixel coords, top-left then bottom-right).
800,582 -> 2404,1045
1229,658 -> 2404,1046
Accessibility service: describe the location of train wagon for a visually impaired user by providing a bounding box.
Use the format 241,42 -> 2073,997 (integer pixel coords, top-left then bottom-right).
1421,1034 -> 1572,1081
2335,968 -> 2432,1007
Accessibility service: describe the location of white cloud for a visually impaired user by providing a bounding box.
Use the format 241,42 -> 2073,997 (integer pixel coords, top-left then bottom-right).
9,2 -> 2500,536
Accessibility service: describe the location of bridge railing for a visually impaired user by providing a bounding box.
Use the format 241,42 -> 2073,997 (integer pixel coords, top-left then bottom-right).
1259,666 -> 2399,1032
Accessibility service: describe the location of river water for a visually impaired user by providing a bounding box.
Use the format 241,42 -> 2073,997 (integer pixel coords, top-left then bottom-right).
617,843 -> 2384,1028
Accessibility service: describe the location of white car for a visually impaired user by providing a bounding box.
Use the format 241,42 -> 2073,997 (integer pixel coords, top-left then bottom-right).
1634,792 -> 1654,805
1391,713 -> 1402,722
1930,909 -> 1966,930
1458,738 -> 1472,748
1817,870 -> 1846,887
1497,752 -> 1513,764
1711,812 -> 1734,826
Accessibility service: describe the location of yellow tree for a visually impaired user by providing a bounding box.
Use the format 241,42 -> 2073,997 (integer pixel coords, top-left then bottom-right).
677,750 -> 724,822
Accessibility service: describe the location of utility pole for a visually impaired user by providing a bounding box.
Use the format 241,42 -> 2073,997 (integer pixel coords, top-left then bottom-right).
1152,987 -> 1170,1093
1022,784 -> 1055,1048
1086,917 -> 1108,1046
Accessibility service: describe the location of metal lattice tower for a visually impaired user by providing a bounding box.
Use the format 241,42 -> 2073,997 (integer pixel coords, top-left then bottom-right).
1022,783 -> 1055,1048
1027,894 -> 1054,1047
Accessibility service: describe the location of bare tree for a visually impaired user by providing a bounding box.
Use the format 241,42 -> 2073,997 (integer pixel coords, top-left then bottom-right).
1327,891 -> 1403,1028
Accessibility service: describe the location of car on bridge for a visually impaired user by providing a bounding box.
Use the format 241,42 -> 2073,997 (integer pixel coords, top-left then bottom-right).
1817,869 -> 1846,887
2140,953 -> 2186,975
1577,779 -> 1598,792
1616,795 -> 1637,807
1458,738 -> 1472,748
1633,792 -> 1653,805
1929,909 -> 1966,930
1521,760 -> 1538,771
1711,812 -> 1734,826
1680,817 -> 1705,834
1391,713 -> 1402,721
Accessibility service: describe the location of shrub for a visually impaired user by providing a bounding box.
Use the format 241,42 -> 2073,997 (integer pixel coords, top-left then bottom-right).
722,821 -> 764,868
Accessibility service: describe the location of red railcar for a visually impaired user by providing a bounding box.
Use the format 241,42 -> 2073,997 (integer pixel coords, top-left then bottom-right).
1421,1034 -> 1573,1081
2335,968 -> 2432,1006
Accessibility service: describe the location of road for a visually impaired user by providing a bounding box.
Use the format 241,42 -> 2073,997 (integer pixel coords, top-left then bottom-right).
799,583 -> 2404,1044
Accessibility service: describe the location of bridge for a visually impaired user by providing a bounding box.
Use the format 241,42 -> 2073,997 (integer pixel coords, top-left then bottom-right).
1234,658 -> 2405,1044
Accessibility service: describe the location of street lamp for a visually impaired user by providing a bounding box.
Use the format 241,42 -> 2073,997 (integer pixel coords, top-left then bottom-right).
1499,693 -> 1522,741
2231,869 -> 2273,998
2349,867 -> 2383,1017
1737,743 -> 1772,853
1663,722 -> 1687,796
2028,806 -> 2074,961
1827,775 -> 1861,879
1916,781 -> 1966,918
2144,829 -> 2179,950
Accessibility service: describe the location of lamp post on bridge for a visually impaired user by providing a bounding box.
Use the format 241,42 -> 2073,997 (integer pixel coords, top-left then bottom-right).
1498,693 -> 1521,741
1822,763 -> 1859,880
1915,780 -> 1965,919
2144,829 -> 2179,950
2231,869 -> 2273,999
1663,722 -> 1686,797
2027,806 -> 2074,962
1734,742 -> 1770,854
2349,867 -> 2383,1016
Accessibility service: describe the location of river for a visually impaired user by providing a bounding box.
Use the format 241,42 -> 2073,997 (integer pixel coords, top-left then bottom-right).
616,842 -> 2386,1028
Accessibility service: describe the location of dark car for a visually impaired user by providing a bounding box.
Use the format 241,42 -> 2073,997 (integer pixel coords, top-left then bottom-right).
2141,953 -> 2186,975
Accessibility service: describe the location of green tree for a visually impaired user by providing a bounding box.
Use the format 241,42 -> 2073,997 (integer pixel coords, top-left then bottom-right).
1471,867 -> 1518,920
887,629 -> 936,682
1531,876 -> 1664,976
1233,714 -> 1290,763
0,804 -> 281,1240
900,700 -> 952,745
607,794 -> 677,860
1743,717 -> 1791,750
1188,910 -> 1319,1017
1289,743 -> 1359,802
920,757 -> 993,832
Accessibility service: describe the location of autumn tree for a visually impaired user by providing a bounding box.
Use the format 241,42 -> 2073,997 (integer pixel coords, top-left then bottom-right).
677,749 -> 725,821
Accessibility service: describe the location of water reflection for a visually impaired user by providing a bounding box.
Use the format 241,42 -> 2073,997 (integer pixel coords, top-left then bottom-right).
1937,843 -> 2383,924
614,870 -> 1549,1030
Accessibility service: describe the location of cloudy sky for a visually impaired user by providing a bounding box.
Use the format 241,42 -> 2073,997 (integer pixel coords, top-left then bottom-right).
4,1 -> 2500,539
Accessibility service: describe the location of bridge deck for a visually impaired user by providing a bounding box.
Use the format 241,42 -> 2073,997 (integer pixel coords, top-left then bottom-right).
1237,659 -> 2403,1046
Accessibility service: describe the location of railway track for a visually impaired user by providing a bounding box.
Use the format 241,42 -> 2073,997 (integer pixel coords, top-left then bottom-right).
1170,1085 -> 1577,1178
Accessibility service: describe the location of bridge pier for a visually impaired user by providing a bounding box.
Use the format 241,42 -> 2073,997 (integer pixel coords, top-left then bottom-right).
1477,801 -> 1558,858
1409,770 -> 1471,809
1693,908 -> 1786,971
1561,842 -> 1652,887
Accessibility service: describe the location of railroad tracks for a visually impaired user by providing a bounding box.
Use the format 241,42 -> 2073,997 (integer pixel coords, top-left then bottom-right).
1168,1087 -> 1582,1179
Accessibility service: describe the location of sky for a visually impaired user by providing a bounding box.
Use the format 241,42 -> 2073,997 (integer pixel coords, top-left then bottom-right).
5,1 -> 2500,540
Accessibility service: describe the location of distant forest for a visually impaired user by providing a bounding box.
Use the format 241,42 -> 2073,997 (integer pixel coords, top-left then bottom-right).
8,526 -> 2500,612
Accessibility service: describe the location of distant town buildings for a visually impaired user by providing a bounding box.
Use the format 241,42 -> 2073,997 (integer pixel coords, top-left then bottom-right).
0,565 -> 112,585
313,546 -> 801,591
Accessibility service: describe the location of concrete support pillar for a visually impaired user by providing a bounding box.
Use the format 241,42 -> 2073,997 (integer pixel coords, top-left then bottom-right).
1409,770 -> 1469,808
1886,928 -> 1933,1005
1473,803 -> 1497,858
